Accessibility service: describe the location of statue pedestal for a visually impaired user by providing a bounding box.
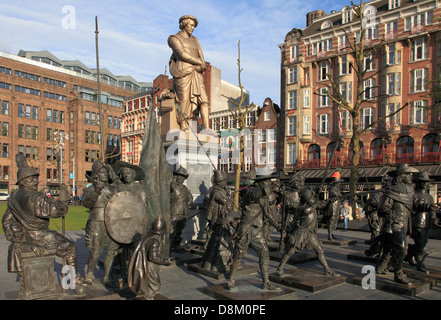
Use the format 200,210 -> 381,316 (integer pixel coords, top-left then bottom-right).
187,263 -> 258,280
203,278 -> 297,300
19,249 -> 58,299
320,238 -> 357,246
269,268 -> 346,292
351,273 -> 431,297
169,249 -> 202,266
403,266 -> 441,288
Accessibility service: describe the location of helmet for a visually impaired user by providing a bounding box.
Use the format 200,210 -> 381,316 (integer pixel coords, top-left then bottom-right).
91,160 -> 106,178
151,217 -> 167,235
15,153 -> 39,185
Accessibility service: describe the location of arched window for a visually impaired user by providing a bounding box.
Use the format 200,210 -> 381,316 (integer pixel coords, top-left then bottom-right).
396,136 -> 414,163
370,138 -> 384,163
308,144 -> 321,167
349,141 -> 364,161
421,133 -> 440,162
326,142 -> 341,166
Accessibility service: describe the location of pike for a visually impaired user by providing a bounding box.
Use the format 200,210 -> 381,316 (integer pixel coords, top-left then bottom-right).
278,183 -> 287,253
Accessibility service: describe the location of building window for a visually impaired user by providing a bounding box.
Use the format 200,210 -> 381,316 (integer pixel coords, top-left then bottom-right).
18,104 -> 24,117
389,0 -> 400,9
340,55 -> 352,75
318,87 -> 330,107
25,105 -> 31,119
0,82 -> 11,90
340,82 -> 352,103
264,111 -> 270,122
15,85 -> 40,96
363,78 -> 376,100
25,125 -> 32,139
318,114 -> 330,134
342,6 -> 352,24
46,108 -> 52,122
303,115 -> 311,135
288,90 -> 297,110
303,89 -> 310,108
288,144 -> 296,165
0,66 -> 11,74
410,69 -> 428,93
32,106 -> 38,120
32,126 -> 38,140
411,38 -> 429,62
386,73 -> 401,96
383,102 -> 401,127
244,156 -> 252,172
18,124 -> 24,138
1,122 -> 9,136
361,107 -> 375,129
288,116 -> 296,136
308,144 -> 320,162
15,70 -> 40,81
318,61 -> 329,81
405,10 -> 434,31
2,144 -> 9,158
85,111 -> 90,124
2,101 -> 9,115
410,100 -> 428,124
396,136 -> 414,159
290,45 -> 299,62
289,66 -> 297,84
364,53 -> 376,72
53,110 -> 58,123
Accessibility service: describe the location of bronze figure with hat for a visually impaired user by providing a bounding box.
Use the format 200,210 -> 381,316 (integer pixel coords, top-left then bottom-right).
170,165 -> 193,251
405,170 -> 440,272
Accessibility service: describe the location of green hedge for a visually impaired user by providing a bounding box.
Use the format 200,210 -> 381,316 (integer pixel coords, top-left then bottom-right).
0,203 -> 89,233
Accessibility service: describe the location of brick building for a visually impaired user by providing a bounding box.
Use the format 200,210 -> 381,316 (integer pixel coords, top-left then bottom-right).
0,50 -> 147,194
279,0 -> 441,193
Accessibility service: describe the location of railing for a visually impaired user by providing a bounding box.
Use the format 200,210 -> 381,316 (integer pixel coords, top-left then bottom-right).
296,151 -> 440,169
411,24 -> 426,35
317,50 -> 328,58
384,31 -> 397,41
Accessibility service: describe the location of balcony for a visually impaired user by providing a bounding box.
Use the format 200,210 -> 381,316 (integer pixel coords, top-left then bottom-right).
317,49 -> 328,58
384,31 -> 397,41
295,151 -> 440,170
411,24 -> 426,35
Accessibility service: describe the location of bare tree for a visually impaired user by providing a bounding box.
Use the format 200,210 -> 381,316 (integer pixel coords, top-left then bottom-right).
221,41 -> 257,208
317,0 -> 408,195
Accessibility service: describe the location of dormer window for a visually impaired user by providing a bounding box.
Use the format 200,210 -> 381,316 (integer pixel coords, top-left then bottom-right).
321,20 -> 333,30
389,0 -> 400,9
342,6 -> 352,24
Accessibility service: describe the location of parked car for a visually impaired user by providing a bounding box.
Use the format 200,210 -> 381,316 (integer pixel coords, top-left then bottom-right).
0,193 -> 9,200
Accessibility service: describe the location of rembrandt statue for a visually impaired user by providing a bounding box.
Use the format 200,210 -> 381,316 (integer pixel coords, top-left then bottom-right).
168,15 -> 210,131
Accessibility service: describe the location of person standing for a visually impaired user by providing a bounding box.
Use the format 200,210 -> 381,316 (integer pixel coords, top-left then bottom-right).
340,200 -> 353,231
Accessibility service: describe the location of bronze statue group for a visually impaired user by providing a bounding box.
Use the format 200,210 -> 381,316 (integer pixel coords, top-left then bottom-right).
2,153 -> 441,299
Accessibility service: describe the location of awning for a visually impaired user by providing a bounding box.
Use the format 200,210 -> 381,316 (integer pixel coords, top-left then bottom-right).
296,164 -> 441,181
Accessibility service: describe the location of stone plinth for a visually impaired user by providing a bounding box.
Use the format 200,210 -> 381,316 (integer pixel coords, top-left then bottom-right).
320,238 -> 357,246
187,263 -> 257,280
203,278 -> 296,300
269,268 -> 346,292
351,273 -> 431,297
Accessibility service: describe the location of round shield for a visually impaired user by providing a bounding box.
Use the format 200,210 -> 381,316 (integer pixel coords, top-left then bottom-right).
104,191 -> 148,244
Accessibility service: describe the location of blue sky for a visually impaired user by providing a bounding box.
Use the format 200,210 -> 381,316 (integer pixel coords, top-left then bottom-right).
0,0 -> 351,106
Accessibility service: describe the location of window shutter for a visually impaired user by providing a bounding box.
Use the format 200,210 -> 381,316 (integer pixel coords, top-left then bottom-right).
410,103 -> 414,124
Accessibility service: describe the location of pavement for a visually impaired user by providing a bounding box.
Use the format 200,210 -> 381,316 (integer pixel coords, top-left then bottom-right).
2,227 -> 441,303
